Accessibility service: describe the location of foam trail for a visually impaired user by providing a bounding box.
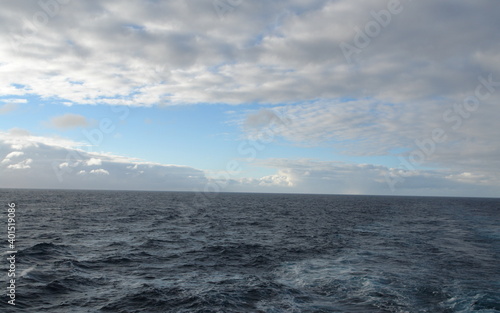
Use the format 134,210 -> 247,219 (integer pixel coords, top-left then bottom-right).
19,265 -> 37,278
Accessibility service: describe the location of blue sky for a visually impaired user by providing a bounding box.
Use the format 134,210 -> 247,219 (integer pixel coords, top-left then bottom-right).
3,95 -> 397,176
1,0 -> 499,197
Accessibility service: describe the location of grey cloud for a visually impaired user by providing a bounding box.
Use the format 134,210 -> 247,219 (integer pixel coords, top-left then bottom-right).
1,0 -> 498,196
2,0 -> 497,106
0,134 -> 208,191
242,158 -> 500,198
0,130 -> 497,197
236,97 -> 500,186
243,108 -> 290,132
0,103 -> 18,114
48,113 -> 89,129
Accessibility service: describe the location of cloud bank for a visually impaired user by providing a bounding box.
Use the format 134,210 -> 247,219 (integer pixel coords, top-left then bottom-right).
0,129 -> 208,191
0,129 -> 498,197
1,0 -> 499,106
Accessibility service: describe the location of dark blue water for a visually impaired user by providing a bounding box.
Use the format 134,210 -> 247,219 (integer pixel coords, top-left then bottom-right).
0,189 -> 499,312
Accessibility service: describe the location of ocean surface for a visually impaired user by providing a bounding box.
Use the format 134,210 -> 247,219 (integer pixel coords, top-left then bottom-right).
0,189 -> 499,312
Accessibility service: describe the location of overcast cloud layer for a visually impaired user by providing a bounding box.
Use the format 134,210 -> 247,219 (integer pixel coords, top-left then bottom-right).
2,0 -> 499,105
0,0 -> 499,196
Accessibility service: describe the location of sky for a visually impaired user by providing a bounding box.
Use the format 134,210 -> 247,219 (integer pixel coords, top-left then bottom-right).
0,0 -> 499,197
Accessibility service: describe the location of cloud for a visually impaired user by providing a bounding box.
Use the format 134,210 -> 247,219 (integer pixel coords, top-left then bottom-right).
8,128 -> 31,137
0,103 -> 18,114
257,171 -> 294,187
0,1 -> 498,197
2,99 -> 27,104
90,169 -> 109,175
1,151 -> 25,165
0,130 -> 208,191
7,158 -> 33,170
86,158 -> 102,166
0,128 -> 87,150
242,108 -> 292,133
48,113 -> 89,129
244,109 -> 282,129
233,158 -> 500,197
0,1 -> 498,106
4,151 -> 24,159
0,129 -> 498,197
238,98 -> 500,186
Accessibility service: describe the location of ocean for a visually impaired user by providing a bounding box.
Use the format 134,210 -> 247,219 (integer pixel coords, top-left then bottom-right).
0,189 -> 499,312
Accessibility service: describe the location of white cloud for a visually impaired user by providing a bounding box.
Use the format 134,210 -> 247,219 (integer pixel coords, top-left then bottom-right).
7,158 -> 32,170
237,99 -> 500,185
258,171 -> 294,187
4,151 -> 24,159
1,151 -> 25,165
48,113 -> 89,129
0,131 -> 208,191
233,158 -> 500,197
86,158 -> 102,166
0,128 -> 87,150
90,169 -> 109,175
2,99 -> 27,104
0,130 -> 498,196
0,1 -> 498,106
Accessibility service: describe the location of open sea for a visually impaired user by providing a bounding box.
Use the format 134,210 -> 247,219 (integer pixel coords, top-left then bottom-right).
0,189 -> 499,312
